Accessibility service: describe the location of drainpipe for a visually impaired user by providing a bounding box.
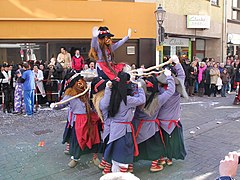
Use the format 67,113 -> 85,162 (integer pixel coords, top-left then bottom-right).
222,0 -> 227,63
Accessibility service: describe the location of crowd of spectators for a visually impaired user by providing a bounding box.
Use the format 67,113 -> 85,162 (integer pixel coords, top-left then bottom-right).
1,49 -> 239,115
180,56 -> 240,98
0,47 -> 96,115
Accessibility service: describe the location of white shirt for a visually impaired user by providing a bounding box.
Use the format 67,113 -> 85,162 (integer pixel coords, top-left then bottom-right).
1,70 -> 11,84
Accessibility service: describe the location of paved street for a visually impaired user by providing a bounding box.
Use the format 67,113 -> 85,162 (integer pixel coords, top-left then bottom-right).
0,94 -> 240,180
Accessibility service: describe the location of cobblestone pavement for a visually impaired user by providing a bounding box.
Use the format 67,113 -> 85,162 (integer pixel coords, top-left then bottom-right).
0,94 -> 240,180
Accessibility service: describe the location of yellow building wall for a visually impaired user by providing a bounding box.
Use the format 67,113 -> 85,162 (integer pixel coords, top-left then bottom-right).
0,0 -> 156,39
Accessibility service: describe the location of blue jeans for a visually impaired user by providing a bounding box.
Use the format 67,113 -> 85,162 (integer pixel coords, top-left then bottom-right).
24,90 -> 35,115
221,83 -> 228,97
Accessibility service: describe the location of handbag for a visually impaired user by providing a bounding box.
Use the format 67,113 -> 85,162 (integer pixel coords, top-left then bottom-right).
216,77 -> 223,90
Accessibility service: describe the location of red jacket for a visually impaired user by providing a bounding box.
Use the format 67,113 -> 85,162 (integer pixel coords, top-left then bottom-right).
72,56 -> 84,71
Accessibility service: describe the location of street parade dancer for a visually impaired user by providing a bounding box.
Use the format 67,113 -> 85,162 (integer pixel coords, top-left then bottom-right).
133,66 -> 176,172
50,72 -> 101,168
157,55 -> 187,166
89,26 -> 131,80
90,77 -> 112,173
100,71 -> 146,174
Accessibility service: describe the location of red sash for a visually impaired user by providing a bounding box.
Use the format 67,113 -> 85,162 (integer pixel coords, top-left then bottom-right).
159,119 -> 180,129
135,119 -> 165,148
117,122 -> 139,157
74,112 -> 100,150
98,62 -> 125,80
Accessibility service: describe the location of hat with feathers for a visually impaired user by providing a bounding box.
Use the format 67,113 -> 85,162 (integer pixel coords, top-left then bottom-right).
64,71 -> 82,91
98,26 -> 114,39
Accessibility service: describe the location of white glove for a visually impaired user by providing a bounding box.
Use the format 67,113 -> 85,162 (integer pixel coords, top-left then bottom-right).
137,79 -> 146,89
50,103 -> 56,109
164,69 -> 172,77
106,81 -> 112,88
128,28 -> 132,38
92,26 -> 99,37
170,55 -> 180,64
137,82 -> 142,88
137,68 -> 144,75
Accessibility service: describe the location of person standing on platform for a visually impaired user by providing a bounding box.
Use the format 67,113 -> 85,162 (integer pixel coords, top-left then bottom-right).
72,49 -> 85,73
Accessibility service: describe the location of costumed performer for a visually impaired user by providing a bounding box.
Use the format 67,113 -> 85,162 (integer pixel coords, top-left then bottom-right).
101,71 -> 146,174
50,72 -> 101,168
157,55 -> 187,166
90,77 -> 112,173
133,67 -> 175,172
89,26 -> 131,80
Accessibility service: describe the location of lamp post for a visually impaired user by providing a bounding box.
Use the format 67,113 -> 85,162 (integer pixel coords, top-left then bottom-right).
154,4 -> 166,45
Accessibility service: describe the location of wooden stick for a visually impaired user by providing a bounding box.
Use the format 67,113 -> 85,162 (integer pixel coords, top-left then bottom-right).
80,71 -> 97,76
129,61 -> 170,73
132,70 -> 164,77
54,86 -> 90,106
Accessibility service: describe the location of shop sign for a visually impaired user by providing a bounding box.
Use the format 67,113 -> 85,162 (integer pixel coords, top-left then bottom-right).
187,15 -> 210,29
127,46 -> 135,55
228,33 -> 240,45
163,37 -> 189,47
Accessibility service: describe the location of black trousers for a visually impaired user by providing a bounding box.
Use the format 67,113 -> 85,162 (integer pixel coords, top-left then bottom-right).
210,84 -> 217,96
2,84 -> 11,112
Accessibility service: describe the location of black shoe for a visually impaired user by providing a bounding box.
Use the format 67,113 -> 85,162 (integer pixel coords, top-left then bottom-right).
12,111 -> 21,115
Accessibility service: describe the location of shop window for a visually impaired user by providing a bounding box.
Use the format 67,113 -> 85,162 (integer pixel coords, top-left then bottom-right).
211,0 -> 219,6
196,39 -> 205,51
232,0 -> 240,21
233,0 -> 240,8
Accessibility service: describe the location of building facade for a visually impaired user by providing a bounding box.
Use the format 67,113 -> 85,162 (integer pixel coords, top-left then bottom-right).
226,0 -> 240,58
0,0 -> 234,66
157,0 -> 225,62
0,0 -> 156,67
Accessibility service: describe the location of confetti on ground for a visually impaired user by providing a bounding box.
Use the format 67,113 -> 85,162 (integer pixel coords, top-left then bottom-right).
196,126 -> 200,129
38,141 -> 45,147
189,131 -> 195,134
216,121 -> 222,124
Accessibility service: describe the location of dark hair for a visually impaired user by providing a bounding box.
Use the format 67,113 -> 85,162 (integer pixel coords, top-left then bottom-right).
33,64 -> 39,69
22,62 -> 29,69
61,47 -> 66,51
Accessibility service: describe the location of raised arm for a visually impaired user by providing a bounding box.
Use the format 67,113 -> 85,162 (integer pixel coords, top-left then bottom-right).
112,28 -> 131,51
112,36 -> 129,51
158,76 -> 175,107
99,86 -> 112,111
53,95 -> 70,110
175,63 -> 186,81
127,88 -> 146,107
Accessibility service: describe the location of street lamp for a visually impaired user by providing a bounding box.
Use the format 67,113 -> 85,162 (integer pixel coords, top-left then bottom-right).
154,4 -> 166,45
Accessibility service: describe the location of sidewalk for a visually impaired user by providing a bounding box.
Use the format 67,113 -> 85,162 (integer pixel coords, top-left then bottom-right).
0,94 -> 240,180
